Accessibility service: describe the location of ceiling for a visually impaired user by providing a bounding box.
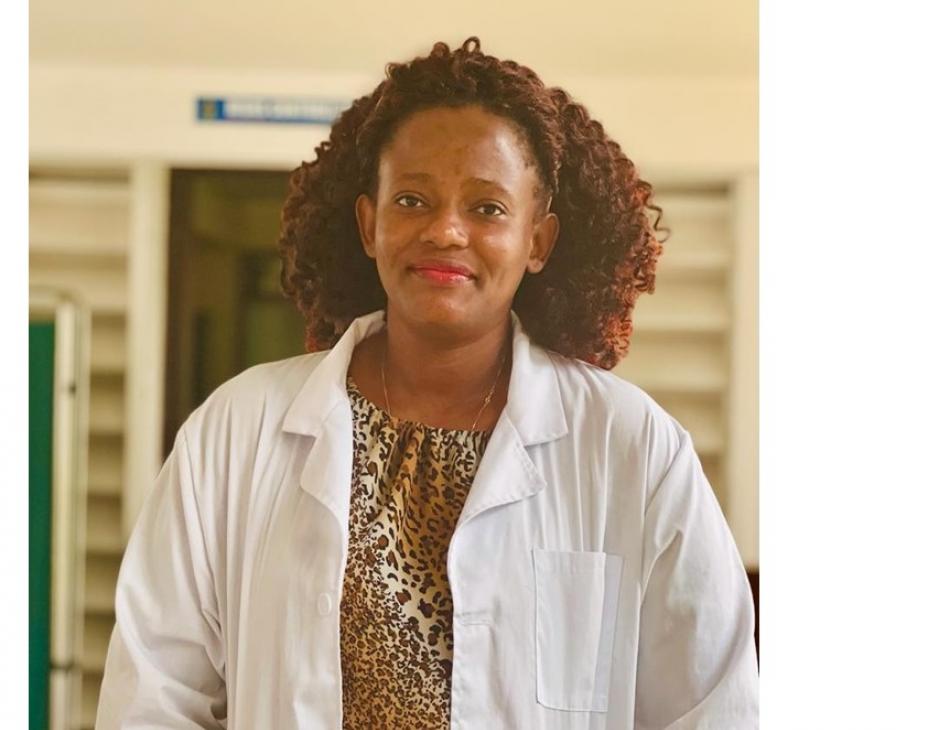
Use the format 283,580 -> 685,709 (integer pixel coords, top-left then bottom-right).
30,0 -> 756,78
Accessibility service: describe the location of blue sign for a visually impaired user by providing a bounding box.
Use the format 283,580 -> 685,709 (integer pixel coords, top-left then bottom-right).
196,96 -> 347,125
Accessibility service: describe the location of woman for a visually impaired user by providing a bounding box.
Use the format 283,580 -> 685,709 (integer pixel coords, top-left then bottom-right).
97,38 -> 758,729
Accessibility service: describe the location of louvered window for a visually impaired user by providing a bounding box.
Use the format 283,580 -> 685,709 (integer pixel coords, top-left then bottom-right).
615,187 -> 737,514
30,173 -> 130,730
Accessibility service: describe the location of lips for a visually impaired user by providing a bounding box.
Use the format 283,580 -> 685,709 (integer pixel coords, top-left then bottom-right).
409,260 -> 476,279
413,269 -> 472,284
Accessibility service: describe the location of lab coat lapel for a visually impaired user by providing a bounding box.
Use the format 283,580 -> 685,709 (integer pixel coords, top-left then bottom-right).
295,406 -> 354,545
458,313 -> 569,525
281,308 -> 569,534
457,409 -> 545,526
282,311 -> 387,540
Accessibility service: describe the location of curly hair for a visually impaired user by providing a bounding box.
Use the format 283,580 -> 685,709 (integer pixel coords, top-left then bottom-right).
278,36 -> 665,370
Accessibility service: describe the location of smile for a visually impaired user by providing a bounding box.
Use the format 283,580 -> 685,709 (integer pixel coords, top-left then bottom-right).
409,267 -> 474,284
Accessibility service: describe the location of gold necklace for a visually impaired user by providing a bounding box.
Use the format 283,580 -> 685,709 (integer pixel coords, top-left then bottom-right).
379,338 -> 507,431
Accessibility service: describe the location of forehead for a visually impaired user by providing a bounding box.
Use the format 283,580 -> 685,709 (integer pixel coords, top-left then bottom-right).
378,105 -> 538,187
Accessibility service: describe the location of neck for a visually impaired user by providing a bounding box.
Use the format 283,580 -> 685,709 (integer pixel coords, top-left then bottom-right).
379,310 -> 512,424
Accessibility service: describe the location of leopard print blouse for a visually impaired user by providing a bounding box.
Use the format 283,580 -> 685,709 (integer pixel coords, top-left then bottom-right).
340,375 -> 492,729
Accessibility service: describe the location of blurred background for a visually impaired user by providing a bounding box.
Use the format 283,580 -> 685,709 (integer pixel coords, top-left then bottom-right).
28,1 -> 757,727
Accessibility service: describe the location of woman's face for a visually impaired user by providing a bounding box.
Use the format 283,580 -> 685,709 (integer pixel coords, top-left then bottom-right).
355,105 -> 559,339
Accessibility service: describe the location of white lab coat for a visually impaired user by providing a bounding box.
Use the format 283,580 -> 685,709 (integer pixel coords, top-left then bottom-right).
97,309 -> 758,730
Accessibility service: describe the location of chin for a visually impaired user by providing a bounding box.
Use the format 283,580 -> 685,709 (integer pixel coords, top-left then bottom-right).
414,303 -> 473,329
391,294 -> 481,334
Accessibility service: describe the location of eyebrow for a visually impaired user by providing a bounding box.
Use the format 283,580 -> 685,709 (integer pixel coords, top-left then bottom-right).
395,172 -> 514,197
396,172 -> 433,184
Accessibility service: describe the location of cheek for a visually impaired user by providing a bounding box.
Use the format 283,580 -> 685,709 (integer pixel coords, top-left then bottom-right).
376,202 -> 423,234
504,219 -> 538,260
481,231 -> 534,279
373,215 -> 407,255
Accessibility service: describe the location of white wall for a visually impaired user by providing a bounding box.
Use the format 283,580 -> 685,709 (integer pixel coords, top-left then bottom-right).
30,64 -> 756,178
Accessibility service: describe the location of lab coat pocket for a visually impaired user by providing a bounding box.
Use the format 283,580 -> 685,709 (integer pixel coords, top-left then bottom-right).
532,547 -> 624,712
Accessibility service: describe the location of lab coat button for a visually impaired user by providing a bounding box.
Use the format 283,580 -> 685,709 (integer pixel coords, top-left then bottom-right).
317,592 -> 333,616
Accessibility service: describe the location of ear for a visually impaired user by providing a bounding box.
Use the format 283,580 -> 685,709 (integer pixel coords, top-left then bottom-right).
526,212 -> 559,274
355,194 -> 377,259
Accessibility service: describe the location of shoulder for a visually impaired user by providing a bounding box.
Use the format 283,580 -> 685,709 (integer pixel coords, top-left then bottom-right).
181,351 -> 329,440
543,349 -> 688,482
546,350 -> 681,432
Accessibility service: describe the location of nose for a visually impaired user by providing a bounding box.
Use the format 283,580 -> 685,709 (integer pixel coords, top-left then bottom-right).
420,205 -> 468,248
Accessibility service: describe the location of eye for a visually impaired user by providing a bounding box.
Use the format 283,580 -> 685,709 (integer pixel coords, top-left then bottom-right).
475,202 -> 506,217
395,194 -> 425,208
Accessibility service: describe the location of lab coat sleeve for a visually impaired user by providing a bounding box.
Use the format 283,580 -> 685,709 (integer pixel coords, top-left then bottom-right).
96,426 -> 227,729
633,432 -> 758,730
